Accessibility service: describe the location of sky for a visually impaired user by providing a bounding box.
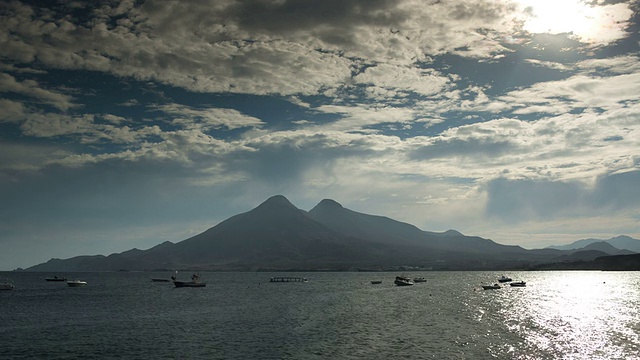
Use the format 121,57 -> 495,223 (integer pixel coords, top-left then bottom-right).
1,0 -> 639,270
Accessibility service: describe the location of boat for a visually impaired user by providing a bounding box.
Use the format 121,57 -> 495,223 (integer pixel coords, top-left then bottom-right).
371,280 -> 382,284
394,275 -> 414,286
67,280 -> 87,287
270,277 -> 308,283
151,278 -> 170,282
510,281 -> 526,287
0,278 -> 14,290
413,277 -> 427,283
173,273 -> 206,288
498,275 -> 512,283
482,284 -> 501,290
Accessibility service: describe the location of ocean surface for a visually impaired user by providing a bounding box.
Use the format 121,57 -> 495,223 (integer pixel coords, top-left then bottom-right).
1,271 -> 639,359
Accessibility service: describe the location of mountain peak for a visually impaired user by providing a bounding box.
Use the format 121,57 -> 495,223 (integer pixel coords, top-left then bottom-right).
258,195 -> 295,208
316,199 -> 343,208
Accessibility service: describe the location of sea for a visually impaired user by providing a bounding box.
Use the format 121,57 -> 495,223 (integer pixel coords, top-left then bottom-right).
1,270 -> 639,360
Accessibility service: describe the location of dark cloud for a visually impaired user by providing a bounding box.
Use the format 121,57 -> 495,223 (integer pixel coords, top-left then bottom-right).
223,0 -> 406,34
410,138 -> 515,161
486,170 -> 640,222
485,178 -> 584,221
589,170 -> 640,209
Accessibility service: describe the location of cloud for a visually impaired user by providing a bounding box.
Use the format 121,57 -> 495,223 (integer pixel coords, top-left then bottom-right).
156,104 -> 265,130
312,104 -> 420,132
589,170 -> 640,210
500,73 -> 640,112
485,170 -> 640,223
0,99 -> 26,122
4,0 -> 631,102
0,73 -> 76,111
515,0 -> 634,46
353,63 -> 451,98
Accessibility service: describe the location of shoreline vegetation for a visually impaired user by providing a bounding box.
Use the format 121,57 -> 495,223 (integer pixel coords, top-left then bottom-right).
13,253 -> 640,273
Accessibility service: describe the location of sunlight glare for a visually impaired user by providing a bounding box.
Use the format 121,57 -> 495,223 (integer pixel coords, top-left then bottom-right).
514,0 -> 631,45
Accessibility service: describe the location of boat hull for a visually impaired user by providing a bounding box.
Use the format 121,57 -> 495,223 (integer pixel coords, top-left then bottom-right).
482,285 -> 501,290
173,281 -> 206,288
394,276 -> 414,286
67,281 -> 87,287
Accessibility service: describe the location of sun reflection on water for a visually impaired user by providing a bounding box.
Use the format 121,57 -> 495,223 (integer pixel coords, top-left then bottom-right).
494,271 -> 640,359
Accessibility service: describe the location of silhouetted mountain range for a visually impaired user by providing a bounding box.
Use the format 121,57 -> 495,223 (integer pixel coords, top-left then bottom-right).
547,235 -> 640,253
24,195 -> 639,272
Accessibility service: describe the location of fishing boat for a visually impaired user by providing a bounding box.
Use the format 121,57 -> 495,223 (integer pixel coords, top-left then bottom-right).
371,280 -> 382,284
413,277 -> 427,283
173,273 -> 206,288
394,275 -> 414,286
45,276 -> 67,282
510,281 -> 526,287
498,275 -> 512,283
151,278 -> 170,282
67,280 -> 87,287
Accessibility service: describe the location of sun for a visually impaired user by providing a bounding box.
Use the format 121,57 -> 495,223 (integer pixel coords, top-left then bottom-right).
513,0 -> 632,45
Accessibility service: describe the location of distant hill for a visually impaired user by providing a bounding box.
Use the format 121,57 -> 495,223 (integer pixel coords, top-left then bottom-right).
535,253 -> 640,271
548,235 -> 640,253
24,195 -> 638,272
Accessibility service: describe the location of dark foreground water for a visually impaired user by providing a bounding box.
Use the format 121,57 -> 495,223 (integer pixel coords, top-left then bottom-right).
1,271 -> 639,359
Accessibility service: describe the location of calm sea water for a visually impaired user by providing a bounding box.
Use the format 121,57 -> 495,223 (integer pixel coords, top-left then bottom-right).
1,271 -> 639,359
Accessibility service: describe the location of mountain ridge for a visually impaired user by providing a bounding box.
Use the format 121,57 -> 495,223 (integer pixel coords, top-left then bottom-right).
23,195 -> 638,271
547,235 -> 640,253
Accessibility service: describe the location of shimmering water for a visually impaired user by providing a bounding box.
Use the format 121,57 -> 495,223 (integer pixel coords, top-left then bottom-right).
1,271 -> 638,359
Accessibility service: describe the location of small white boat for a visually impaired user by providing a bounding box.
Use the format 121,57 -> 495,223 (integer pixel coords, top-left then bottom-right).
67,280 -> 87,287
394,275 -> 414,286
510,281 -> 526,287
498,275 -> 512,283
0,279 -> 14,290
482,284 -> 501,290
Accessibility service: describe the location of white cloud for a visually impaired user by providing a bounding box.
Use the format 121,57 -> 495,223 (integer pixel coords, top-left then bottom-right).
0,73 -> 76,111
156,104 -> 265,130
312,104 -> 420,132
353,63 -> 451,97
3,0 -> 632,100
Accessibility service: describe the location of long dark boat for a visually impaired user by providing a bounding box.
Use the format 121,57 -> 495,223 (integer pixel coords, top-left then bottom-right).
173,273 -> 206,288
45,276 -> 67,282
269,277 -> 308,283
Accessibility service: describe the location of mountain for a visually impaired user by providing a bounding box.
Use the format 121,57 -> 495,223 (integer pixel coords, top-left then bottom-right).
151,195 -> 393,268
308,198 -> 527,255
548,235 -> 640,253
29,195 -> 408,271
577,241 -> 635,255
534,253 -> 640,271
24,195 -> 632,272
